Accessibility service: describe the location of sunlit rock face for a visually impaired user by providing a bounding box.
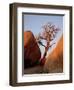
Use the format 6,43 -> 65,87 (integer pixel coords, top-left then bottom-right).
44,36 -> 63,73
24,31 -> 41,68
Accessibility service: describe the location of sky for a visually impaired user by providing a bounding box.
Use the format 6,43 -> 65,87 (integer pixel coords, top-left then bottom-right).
23,14 -> 63,57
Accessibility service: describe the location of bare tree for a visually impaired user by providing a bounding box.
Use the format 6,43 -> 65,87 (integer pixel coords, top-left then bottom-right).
35,22 -> 60,65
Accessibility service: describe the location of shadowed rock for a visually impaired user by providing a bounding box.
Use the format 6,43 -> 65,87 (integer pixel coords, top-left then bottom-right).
24,31 -> 41,68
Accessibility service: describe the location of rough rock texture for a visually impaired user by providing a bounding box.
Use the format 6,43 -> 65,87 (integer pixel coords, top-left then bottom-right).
44,36 -> 63,73
24,31 -> 41,68
24,34 -> 63,74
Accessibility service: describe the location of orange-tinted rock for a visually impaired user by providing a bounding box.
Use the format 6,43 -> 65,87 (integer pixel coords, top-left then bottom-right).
24,31 -> 41,68
44,36 -> 63,73
48,36 -> 63,61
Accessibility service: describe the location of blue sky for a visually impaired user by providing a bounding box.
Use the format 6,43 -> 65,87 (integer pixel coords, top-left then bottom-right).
23,14 -> 63,57
24,14 -> 63,35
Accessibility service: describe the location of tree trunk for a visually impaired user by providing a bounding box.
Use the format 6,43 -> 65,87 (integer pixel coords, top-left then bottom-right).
40,41 -> 50,65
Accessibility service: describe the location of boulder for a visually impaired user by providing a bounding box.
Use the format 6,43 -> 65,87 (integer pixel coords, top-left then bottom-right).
24,31 -> 41,68
44,36 -> 63,73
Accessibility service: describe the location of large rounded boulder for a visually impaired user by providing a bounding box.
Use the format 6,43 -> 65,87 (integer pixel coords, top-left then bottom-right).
44,36 -> 63,73
24,31 -> 41,68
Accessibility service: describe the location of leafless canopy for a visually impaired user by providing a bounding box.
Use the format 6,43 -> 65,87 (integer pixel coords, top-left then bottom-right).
36,22 -> 60,51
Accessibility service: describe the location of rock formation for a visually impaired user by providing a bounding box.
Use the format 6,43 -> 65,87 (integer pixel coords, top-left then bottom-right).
24,31 -> 41,68
44,36 -> 63,73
